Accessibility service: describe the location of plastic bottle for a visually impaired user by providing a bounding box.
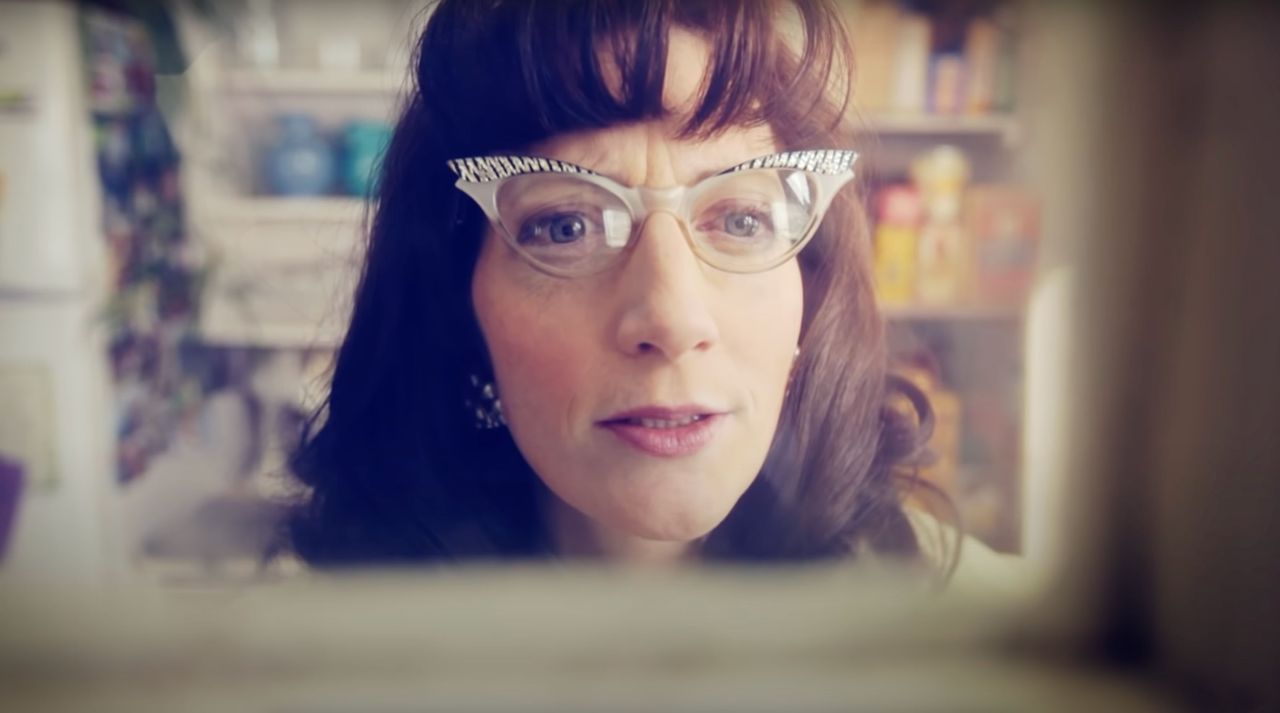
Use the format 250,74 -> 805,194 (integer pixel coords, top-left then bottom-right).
264,114 -> 335,197
911,145 -> 972,303
874,185 -> 923,305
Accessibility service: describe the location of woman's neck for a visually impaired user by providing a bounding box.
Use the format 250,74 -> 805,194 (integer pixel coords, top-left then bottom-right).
545,495 -> 695,565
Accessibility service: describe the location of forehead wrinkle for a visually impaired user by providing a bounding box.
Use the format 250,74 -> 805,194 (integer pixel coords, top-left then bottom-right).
532,122 -> 779,190
530,129 -> 638,184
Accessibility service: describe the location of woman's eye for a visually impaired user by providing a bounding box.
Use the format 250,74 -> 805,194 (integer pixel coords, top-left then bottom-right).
547,214 -> 587,243
518,211 -> 595,245
698,203 -> 776,244
723,211 -> 762,238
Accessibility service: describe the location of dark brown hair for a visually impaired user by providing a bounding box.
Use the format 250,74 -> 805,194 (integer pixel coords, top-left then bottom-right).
289,0 -> 946,567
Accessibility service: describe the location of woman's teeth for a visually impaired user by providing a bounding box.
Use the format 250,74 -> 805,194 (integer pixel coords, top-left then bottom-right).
625,414 -> 706,429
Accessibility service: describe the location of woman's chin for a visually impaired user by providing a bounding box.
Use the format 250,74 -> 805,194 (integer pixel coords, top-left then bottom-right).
610,503 -> 729,544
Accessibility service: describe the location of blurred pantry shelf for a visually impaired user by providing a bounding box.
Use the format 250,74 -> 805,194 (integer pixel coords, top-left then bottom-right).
193,196 -> 372,224
862,112 -> 1022,146
881,301 -> 1025,322
217,69 -> 1020,142
189,198 -> 1025,351
199,314 -> 343,350
193,197 -> 364,351
221,68 -> 409,96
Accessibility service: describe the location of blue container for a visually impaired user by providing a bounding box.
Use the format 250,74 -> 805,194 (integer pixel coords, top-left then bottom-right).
264,114 -> 335,196
341,120 -> 393,198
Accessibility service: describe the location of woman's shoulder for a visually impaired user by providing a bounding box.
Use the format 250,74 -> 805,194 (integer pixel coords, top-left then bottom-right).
903,506 -> 1026,594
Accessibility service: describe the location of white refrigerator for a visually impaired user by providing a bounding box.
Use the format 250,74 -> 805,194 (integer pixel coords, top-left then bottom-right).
0,0 -> 225,584
0,1 -> 121,584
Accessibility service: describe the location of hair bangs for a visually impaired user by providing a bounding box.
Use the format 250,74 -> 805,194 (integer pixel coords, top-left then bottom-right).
416,0 -> 852,154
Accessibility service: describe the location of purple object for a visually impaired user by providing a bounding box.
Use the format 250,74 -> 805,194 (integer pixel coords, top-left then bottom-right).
0,455 -> 25,563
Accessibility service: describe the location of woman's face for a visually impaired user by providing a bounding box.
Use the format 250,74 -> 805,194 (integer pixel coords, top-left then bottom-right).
471,31 -> 804,552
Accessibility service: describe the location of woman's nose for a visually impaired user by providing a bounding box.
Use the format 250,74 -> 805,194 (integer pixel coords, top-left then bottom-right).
611,212 -> 720,360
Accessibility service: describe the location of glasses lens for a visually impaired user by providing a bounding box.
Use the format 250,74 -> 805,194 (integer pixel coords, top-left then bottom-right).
495,174 -> 632,275
688,169 -> 820,272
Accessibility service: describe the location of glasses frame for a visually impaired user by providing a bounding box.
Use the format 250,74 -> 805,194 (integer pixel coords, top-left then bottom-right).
446,149 -> 859,278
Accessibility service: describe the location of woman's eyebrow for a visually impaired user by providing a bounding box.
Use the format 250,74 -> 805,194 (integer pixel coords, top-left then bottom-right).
584,156 -> 773,186
528,146 -> 778,186
690,152 -> 785,181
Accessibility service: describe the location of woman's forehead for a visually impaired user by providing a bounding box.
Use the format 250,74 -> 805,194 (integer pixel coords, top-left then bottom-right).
528,121 -> 779,188
593,26 -> 714,117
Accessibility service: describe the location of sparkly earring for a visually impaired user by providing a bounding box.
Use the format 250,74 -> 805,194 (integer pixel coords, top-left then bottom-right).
466,374 -> 506,429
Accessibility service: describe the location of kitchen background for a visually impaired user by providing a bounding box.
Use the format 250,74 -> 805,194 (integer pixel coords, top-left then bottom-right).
0,0 -> 1043,583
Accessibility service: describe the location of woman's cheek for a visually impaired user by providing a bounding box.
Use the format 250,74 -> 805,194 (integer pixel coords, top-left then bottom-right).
479,285 -> 596,442
496,328 -> 584,431
725,265 -> 803,388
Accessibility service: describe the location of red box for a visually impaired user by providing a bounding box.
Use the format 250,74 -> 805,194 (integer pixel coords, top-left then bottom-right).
964,185 -> 1040,304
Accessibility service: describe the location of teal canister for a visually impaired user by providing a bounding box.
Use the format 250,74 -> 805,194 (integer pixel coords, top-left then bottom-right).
342,120 -> 393,198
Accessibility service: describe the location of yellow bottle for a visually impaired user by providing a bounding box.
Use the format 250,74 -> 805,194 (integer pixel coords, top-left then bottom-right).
873,185 -> 923,305
911,146 -> 973,304
875,224 -> 917,305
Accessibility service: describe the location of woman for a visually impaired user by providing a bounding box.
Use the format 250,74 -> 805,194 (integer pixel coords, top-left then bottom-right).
289,0 -> 957,571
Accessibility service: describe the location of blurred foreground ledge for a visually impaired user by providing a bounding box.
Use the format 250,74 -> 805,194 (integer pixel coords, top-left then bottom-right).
0,565 -> 1180,712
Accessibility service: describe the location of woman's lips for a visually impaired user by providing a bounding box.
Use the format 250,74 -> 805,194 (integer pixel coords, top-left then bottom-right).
597,408 -> 726,458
